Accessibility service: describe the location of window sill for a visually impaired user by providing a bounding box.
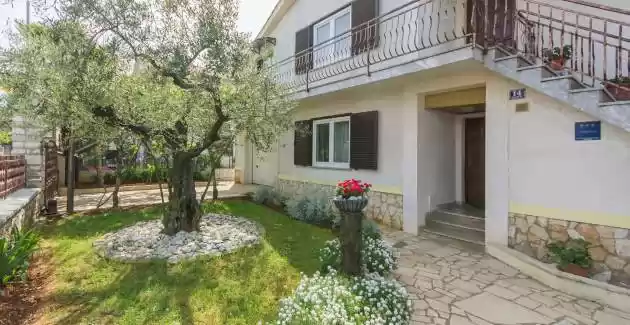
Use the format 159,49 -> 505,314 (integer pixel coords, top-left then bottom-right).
298,165 -> 353,171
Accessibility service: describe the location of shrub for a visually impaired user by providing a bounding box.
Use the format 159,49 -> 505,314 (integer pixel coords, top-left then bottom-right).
547,239 -> 593,269
285,194 -> 336,227
362,219 -> 382,240
0,228 -> 40,287
252,186 -> 284,206
319,233 -> 397,276
275,270 -> 411,325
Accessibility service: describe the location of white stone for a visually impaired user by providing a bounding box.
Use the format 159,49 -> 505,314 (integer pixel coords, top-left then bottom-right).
615,239 -> 630,257
567,229 -> 584,240
450,315 -> 475,325
614,229 -> 629,239
591,270 -> 612,283
455,293 -> 553,324
92,214 -> 263,263
594,311 -> 630,325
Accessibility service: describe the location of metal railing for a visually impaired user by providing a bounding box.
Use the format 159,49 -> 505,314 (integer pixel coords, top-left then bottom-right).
0,155 -> 26,199
273,0 -> 474,92
507,0 -> 630,88
271,0 -> 630,94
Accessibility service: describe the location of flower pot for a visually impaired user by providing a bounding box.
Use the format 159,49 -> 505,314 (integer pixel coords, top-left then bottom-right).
549,58 -> 565,71
333,196 -> 368,213
561,263 -> 590,277
605,83 -> 630,101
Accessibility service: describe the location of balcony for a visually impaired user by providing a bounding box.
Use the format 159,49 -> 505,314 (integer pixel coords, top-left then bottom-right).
272,0 -> 478,98
270,0 -> 630,100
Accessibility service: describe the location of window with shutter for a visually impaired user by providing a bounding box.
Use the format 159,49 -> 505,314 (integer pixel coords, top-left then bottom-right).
351,0 -> 379,55
312,116 -> 351,169
350,111 -> 378,170
294,120 -> 312,166
295,27 -> 313,75
312,7 -> 352,68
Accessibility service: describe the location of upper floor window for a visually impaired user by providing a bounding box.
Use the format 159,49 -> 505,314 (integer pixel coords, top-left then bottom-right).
313,8 -> 351,68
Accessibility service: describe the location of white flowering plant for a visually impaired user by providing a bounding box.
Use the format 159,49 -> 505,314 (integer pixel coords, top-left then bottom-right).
274,270 -> 412,325
319,233 -> 397,276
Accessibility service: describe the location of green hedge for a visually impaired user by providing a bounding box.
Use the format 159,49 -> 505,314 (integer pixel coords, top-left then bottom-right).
102,165 -> 211,185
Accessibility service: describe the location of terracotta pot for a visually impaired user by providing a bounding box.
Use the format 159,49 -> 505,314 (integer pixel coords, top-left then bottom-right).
562,263 -> 590,277
333,197 -> 368,213
605,83 -> 630,101
549,58 -> 565,71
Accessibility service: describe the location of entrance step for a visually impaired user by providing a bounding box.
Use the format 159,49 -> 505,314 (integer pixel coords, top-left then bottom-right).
423,203 -> 485,245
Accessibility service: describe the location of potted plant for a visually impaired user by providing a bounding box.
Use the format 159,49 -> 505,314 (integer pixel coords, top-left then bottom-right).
332,179 -> 371,276
547,239 -> 593,277
332,179 -> 371,213
605,76 -> 630,101
543,45 -> 572,71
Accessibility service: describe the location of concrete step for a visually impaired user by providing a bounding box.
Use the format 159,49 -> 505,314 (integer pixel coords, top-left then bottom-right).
426,209 -> 485,230
425,219 -> 485,245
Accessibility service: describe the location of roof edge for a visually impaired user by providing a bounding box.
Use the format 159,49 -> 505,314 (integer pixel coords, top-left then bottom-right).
256,0 -> 295,39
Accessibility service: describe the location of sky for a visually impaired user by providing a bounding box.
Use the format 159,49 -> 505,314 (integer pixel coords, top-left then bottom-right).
0,0 -> 277,47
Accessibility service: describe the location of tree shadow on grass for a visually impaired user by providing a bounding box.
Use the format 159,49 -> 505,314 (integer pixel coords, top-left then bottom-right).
203,200 -> 335,275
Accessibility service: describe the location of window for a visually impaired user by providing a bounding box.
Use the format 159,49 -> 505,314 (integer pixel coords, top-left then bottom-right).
313,116 -> 350,168
312,8 -> 351,68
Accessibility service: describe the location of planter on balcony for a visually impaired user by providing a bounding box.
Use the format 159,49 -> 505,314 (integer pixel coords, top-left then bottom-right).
605,82 -> 630,101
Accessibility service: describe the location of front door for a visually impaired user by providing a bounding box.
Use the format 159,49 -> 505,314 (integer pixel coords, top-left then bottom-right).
465,117 -> 485,209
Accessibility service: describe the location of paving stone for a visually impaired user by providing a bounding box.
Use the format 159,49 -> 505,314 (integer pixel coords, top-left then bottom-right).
485,284 -> 521,300
536,306 -> 565,319
427,298 -> 450,313
450,315 -> 476,325
529,293 -> 560,307
594,310 -> 630,325
456,293 -> 553,324
468,315 -> 494,325
515,296 -> 542,309
450,279 -> 483,294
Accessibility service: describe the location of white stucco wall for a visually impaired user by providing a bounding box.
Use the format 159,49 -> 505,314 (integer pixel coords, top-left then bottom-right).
277,83 -> 408,190
508,81 -> 630,219
417,106 -> 457,214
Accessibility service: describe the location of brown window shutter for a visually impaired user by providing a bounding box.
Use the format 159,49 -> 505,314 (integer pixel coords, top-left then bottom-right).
350,111 -> 378,170
351,0 -> 379,55
294,26 -> 313,75
294,120 -> 313,166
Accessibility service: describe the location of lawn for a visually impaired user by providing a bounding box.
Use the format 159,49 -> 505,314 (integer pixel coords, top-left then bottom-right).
39,200 -> 335,325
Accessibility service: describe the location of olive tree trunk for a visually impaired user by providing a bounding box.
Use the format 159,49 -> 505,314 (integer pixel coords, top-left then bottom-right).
162,152 -> 201,235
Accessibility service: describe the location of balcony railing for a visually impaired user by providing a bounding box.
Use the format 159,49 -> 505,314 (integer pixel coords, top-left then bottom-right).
0,155 -> 26,199
512,0 -> 630,89
273,0 -> 474,92
271,0 -> 630,95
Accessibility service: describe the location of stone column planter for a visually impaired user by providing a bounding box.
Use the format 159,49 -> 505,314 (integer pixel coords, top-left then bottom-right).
333,196 -> 368,276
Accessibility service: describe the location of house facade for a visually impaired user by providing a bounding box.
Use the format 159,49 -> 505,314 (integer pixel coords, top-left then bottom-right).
235,0 -> 630,283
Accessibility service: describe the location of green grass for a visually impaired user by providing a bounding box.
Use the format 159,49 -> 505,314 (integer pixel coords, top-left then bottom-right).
41,200 -> 334,325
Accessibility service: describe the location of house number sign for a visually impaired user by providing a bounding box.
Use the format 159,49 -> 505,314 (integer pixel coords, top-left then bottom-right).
509,88 -> 526,100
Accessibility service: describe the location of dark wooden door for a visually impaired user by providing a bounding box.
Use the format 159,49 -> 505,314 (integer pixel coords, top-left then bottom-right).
465,117 -> 485,209
467,0 -> 516,48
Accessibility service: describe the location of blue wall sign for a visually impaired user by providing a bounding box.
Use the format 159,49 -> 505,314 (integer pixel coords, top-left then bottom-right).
575,121 -> 601,141
509,88 -> 526,100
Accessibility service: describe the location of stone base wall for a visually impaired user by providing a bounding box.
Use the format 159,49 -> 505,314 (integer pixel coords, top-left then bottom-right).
0,188 -> 42,236
277,179 -> 403,230
509,213 -> 630,284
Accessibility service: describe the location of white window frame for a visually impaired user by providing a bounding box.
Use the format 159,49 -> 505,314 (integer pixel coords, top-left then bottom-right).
312,116 -> 351,169
312,7 -> 352,68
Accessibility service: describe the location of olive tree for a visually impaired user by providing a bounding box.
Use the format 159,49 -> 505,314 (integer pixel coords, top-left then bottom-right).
58,0 -> 294,234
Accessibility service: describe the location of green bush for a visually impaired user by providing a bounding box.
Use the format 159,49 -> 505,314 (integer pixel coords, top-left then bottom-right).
0,131 -> 11,145
252,186 -> 284,206
547,239 -> 593,269
285,193 -> 336,227
0,228 -> 40,287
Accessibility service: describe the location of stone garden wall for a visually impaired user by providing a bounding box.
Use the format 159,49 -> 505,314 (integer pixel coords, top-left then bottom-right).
508,213 -> 630,284
0,188 -> 42,236
277,179 -> 403,230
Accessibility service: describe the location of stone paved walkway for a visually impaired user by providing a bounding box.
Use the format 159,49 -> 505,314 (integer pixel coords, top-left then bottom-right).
382,230 -> 630,325
57,182 -> 257,212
